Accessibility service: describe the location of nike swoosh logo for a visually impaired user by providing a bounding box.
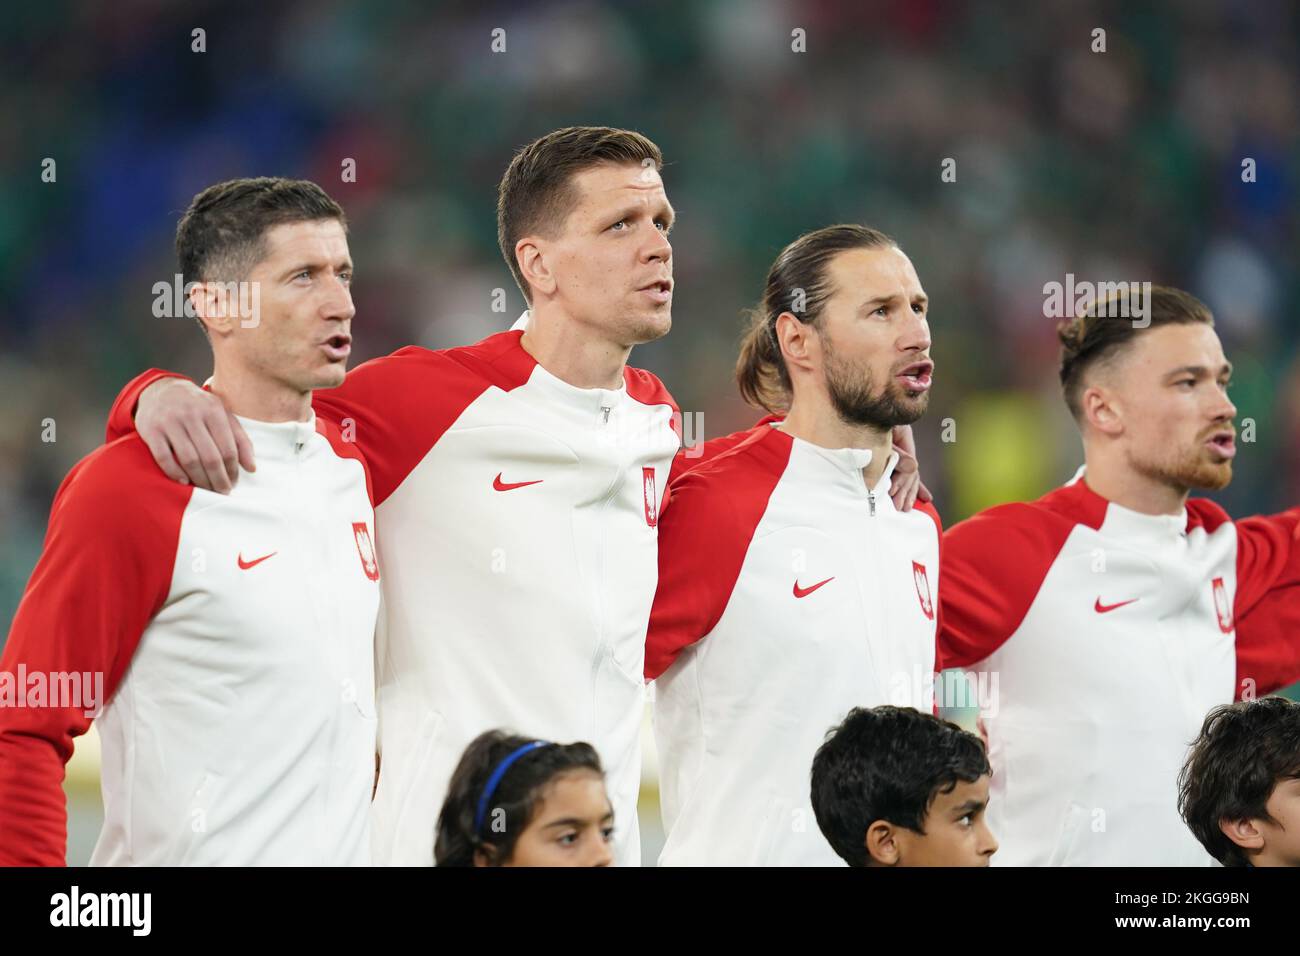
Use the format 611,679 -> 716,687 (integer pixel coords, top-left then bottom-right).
238,551 -> 277,570
1094,597 -> 1139,613
793,577 -> 835,599
493,473 -> 543,492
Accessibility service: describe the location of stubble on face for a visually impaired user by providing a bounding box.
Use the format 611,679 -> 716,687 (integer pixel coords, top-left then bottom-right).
822,330 -> 930,431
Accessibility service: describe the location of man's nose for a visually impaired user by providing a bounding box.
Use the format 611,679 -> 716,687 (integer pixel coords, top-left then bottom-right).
324,276 -> 355,322
1213,388 -> 1237,423
643,228 -> 672,265
900,314 -> 931,353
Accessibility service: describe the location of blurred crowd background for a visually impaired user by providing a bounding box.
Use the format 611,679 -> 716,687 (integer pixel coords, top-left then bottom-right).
1,0 -> 1297,863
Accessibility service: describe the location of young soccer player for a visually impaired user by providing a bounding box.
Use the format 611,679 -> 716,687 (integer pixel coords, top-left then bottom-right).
939,286 -> 1300,865
1178,697 -> 1300,867
810,706 -> 998,867
435,730 -> 614,867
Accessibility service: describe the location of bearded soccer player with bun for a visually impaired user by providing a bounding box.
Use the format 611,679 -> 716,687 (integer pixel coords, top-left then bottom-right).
939,286 -> 1300,866
646,225 -> 942,865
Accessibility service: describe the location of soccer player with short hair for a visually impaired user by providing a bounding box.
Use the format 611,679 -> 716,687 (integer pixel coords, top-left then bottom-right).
939,286 -> 1300,865
0,178 -> 379,865
101,128 -> 680,866
1177,697 -> 1300,867
811,706 -> 997,867
645,225 -> 942,865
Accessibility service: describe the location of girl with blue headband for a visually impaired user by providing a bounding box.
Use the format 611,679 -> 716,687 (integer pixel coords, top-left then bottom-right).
435,730 -> 615,866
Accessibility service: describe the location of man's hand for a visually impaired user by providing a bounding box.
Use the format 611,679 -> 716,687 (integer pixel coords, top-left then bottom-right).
135,378 -> 256,493
888,424 -> 932,512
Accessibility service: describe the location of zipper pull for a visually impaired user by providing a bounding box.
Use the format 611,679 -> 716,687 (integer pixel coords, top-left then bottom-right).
601,406 -> 611,424
867,488 -> 876,517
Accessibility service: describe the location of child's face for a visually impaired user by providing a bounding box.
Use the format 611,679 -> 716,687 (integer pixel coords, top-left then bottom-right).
501,770 -> 615,867
886,774 -> 998,867
1246,776 -> 1300,867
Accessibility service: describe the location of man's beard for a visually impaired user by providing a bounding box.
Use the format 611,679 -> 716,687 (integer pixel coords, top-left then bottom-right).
823,338 -> 929,431
1131,437 -> 1234,493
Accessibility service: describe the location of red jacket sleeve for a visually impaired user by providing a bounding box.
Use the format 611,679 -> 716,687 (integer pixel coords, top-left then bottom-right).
0,438 -> 191,865
668,416 -> 781,486
645,431 -> 788,681
938,503 -> 1075,670
1231,507 -> 1300,697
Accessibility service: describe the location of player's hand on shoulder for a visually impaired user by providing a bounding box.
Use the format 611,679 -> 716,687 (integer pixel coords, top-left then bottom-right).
889,424 -> 932,512
136,377 -> 255,493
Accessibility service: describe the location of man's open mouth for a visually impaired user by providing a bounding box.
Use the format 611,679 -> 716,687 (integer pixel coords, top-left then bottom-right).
896,360 -> 934,392
1205,429 -> 1236,460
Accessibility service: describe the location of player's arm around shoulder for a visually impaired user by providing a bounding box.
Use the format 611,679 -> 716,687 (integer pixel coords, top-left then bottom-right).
107,369 -> 255,494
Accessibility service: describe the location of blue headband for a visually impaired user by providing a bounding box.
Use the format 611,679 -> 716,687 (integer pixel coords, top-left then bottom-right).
474,740 -> 550,835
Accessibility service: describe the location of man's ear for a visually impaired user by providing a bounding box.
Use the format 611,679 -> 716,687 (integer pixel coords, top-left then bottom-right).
188,281 -> 235,337
1081,383 -> 1124,438
516,237 -> 556,301
865,819 -> 901,866
1218,816 -> 1265,854
776,312 -> 816,376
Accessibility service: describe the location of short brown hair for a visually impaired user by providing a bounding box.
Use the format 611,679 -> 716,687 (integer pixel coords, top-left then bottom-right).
496,127 -> 663,304
177,176 -> 346,284
1058,285 -> 1214,420
736,224 -> 896,414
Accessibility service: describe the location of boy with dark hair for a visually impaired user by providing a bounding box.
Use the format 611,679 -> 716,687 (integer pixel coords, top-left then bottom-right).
1178,697 -> 1300,867
811,706 -> 997,867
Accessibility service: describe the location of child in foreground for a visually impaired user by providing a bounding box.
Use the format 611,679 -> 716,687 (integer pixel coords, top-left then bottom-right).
1178,696 -> 1300,867
435,730 -> 615,867
811,705 -> 998,866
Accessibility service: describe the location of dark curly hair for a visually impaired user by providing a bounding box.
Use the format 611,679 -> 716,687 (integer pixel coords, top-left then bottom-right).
810,706 -> 990,867
1177,697 -> 1300,866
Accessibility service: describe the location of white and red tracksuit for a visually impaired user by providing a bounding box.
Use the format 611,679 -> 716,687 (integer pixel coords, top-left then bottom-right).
105,329 -> 680,866
646,421 -> 941,865
0,415 -> 380,865
940,470 -> 1300,865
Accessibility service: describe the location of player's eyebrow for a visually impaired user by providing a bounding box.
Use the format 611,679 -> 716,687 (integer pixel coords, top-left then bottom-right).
952,799 -> 986,816
280,259 -> 353,281
1165,362 -> 1233,380
860,293 -> 899,312
610,201 -> 676,229
542,812 -> 615,830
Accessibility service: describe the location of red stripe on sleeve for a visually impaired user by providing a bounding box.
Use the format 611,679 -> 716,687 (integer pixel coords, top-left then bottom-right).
645,426 -> 791,681
1223,505 -> 1300,697
938,480 -> 1104,670
0,437 -> 192,865
668,416 -> 781,486
310,332 -> 537,507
